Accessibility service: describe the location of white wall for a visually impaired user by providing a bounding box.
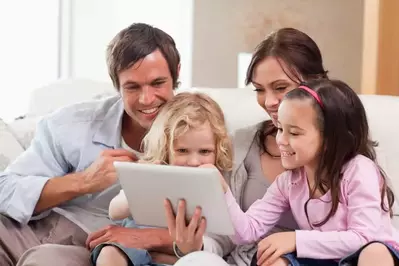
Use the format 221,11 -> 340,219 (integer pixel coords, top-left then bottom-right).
0,0 -> 59,122
69,0 -> 194,89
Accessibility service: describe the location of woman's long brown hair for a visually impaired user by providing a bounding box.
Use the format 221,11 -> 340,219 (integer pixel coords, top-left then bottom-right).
245,28 -> 328,155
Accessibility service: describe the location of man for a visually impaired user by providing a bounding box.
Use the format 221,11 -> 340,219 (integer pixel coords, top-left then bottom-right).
0,22 -> 180,265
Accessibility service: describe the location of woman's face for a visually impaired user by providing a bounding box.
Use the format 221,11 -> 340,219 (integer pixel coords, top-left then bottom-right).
251,56 -> 299,126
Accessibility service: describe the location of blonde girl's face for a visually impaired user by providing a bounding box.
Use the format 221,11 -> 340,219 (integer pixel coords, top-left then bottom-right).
170,122 -> 216,167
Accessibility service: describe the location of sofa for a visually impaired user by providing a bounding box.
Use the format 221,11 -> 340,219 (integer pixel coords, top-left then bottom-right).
1,79 -> 398,224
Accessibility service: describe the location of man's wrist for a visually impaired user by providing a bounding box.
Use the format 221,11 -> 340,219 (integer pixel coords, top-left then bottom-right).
53,172 -> 88,197
72,171 -> 91,195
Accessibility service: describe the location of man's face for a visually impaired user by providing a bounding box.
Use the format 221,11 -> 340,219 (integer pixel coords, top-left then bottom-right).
118,49 -> 176,131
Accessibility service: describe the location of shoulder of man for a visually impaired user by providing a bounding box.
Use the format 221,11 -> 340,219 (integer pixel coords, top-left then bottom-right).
43,95 -> 121,129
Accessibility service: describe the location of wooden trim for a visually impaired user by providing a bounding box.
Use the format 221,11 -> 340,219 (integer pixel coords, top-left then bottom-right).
361,0 -> 380,94
375,0 -> 399,95
361,0 -> 399,96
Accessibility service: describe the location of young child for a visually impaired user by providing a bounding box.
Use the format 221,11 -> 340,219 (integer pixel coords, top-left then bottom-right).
91,92 -> 233,266
221,79 -> 399,266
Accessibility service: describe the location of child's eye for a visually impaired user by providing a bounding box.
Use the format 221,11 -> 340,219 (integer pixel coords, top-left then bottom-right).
200,149 -> 212,154
253,87 -> 264,93
275,87 -> 287,91
290,132 -> 299,136
176,149 -> 188,153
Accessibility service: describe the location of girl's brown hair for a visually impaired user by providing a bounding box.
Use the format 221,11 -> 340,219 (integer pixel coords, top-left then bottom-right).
285,79 -> 395,226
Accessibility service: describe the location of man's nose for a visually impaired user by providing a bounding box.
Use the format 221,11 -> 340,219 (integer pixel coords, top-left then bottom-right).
139,86 -> 156,105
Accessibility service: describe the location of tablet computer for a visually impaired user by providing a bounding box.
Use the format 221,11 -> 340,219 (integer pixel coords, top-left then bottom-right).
114,161 -> 235,236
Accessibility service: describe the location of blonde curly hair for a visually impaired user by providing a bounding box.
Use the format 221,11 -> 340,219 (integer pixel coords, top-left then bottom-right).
141,92 -> 233,171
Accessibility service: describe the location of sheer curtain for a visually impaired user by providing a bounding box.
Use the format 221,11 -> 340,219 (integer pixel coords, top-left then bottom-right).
0,1 -> 60,122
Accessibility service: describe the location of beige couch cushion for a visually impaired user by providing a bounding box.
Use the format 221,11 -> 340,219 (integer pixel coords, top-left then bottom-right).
0,119 -> 25,171
359,95 -> 399,195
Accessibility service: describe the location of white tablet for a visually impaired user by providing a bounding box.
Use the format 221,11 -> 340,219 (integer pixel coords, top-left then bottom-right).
113,161 -> 235,236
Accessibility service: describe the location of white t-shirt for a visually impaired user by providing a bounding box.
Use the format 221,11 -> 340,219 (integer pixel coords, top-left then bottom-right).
120,136 -> 143,158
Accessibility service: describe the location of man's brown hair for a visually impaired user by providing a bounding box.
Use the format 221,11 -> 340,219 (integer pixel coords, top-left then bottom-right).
106,23 -> 180,90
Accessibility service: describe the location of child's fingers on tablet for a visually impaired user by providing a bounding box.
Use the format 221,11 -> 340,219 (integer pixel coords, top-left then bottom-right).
176,199 -> 188,242
187,206 -> 202,241
194,217 -> 206,237
195,217 -> 207,240
164,199 -> 177,236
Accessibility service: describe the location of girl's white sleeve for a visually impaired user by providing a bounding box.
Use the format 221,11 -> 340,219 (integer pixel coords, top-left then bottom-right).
109,189 -> 131,220
203,233 -> 236,257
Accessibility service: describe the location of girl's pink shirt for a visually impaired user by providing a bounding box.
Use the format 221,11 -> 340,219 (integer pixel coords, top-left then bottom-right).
225,155 -> 399,259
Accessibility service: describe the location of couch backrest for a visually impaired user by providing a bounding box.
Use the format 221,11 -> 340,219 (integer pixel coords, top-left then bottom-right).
358,95 -> 399,190
183,88 -> 399,196
177,87 -> 268,132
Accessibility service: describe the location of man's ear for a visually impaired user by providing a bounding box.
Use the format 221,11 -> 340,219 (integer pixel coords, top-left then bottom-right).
177,63 -> 181,78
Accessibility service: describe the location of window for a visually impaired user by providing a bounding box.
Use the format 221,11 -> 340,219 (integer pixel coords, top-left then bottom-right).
0,1 -> 60,122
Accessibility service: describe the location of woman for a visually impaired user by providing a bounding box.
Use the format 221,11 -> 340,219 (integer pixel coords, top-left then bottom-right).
165,27 -> 329,266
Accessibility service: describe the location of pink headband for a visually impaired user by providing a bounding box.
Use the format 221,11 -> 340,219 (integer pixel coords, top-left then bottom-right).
298,85 -> 323,108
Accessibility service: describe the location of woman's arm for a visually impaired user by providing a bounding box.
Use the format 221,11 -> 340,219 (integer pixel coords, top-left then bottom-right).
109,190 -> 131,220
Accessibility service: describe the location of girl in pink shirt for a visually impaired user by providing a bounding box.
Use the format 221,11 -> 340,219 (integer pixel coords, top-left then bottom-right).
221,79 -> 399,266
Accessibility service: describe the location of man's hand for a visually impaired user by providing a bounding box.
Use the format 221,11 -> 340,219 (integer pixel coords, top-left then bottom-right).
86,225 -> 151,250
86,225 -> 172,253
81,149 -> 138,194
35,149 -> 137,214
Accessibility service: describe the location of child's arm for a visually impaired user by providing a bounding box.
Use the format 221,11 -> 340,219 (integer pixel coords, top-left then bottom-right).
109,190 -> 131,220
225,172 -> 290,245
294,157 -> 384,260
